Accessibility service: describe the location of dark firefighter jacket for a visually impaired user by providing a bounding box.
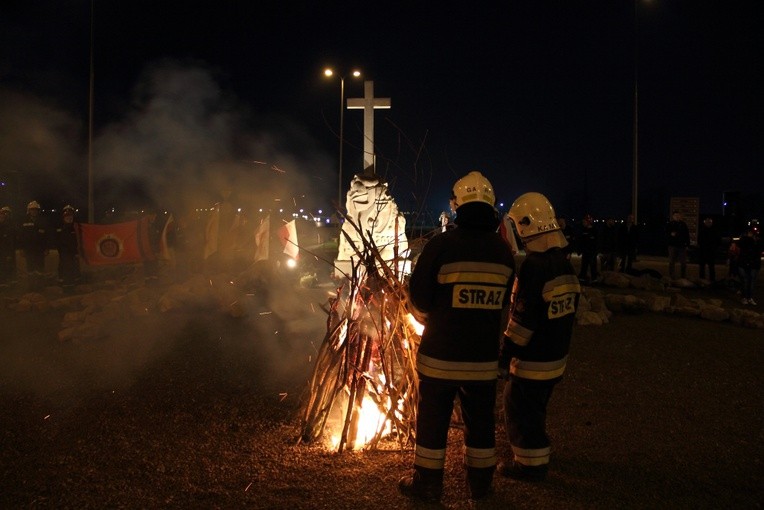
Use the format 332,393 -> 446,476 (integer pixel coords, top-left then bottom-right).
19,214 -> 49,253
501,247 -> 581,382
55,222 -> 79,255
408,205 -> 515,382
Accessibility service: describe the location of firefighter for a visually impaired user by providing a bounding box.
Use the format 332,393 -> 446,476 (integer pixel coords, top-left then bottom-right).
399,171 -> 516,502
19,200 -> 49,289
54,205 -> 81,292
0,206 -> 17,288
498,192 -> 581,481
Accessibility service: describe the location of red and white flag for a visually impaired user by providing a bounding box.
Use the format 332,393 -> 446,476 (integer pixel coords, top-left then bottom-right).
76,218 -> 156,266
278,219 -> 299,259
254,214 -> 270,262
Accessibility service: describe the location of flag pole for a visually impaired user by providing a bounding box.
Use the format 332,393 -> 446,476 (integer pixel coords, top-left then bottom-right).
87,0 -> 95,223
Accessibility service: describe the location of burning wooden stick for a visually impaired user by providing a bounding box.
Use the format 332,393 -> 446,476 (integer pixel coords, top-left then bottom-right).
299,214 -> 422,452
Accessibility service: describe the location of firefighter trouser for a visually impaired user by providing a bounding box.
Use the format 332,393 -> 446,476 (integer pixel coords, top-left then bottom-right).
503,376 -> 557,468
414,377 -> 497,495
24,250 -> 45,274
58,253 -> 80,290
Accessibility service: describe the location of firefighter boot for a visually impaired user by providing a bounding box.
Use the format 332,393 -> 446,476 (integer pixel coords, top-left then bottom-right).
398,467 -> 443,503
497,460 -> 548,482
466,466 -> 495,500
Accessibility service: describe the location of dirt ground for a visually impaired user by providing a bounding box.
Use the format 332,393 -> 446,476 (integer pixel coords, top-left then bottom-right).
0,256 -> 762,509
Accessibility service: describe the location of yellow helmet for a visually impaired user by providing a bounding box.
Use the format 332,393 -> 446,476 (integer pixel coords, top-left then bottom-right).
451,171 -> 495,209
509,192 -> 560,239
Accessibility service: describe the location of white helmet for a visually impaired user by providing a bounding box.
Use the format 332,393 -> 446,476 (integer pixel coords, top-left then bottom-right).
451,171 -> 495,209
27,200 -> 41,210
509,192 -> 567,252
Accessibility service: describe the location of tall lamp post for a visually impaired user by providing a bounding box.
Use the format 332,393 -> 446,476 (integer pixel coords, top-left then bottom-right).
324,68 -> 361,212
632,0 -> 640,224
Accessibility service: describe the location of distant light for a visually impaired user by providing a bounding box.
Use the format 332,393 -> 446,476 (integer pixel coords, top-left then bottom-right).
324,68 -> 333,77
318,209 -> 323,214
286,258 -> 297,269
325,218 -> 330,224
237,208 -> 242,212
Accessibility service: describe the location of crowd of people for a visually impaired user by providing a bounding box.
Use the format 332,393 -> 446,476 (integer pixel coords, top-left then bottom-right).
559,212 -> 640,284
552,209 -> 761,305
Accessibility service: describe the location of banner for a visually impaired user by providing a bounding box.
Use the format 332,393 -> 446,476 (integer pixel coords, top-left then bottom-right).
278,219 -> 299,259
254,214 -> 270,262
76,218 -> 156,266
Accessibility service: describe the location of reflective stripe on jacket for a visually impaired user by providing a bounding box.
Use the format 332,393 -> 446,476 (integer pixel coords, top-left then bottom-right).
409,226 -> 515,382
503,248 -> 580,381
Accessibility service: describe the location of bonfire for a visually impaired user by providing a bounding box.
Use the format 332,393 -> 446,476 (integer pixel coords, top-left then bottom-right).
299,215 -> 424,452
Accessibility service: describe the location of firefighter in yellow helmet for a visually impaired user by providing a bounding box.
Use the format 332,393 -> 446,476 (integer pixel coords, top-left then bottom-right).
400,171 -> 516,502
497,192 -> 581,481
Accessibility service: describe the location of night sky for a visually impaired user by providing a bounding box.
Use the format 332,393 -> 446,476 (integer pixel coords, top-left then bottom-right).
1,0 -> 762,223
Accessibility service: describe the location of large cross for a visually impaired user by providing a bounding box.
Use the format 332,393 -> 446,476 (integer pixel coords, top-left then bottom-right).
347,80 -> 391,176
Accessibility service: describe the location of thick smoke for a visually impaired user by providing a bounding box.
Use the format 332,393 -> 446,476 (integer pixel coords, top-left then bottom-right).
94,60 -> 334,216
0,60 -> 340,405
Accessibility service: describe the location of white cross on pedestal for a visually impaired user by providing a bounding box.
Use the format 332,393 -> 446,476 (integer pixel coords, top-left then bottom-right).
347,80 -> 391,176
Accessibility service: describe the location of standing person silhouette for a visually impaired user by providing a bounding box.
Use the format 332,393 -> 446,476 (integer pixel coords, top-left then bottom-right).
498,192 -> 581,482
697,217 -> 721,283
400,171 -> 515,503
666,211 -> 690,279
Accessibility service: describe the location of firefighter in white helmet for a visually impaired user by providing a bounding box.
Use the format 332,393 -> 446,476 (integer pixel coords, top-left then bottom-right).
400,171 -> 516,502
54,205 -> 81,292
19,200 -> 49,289
497,192 -> 581,481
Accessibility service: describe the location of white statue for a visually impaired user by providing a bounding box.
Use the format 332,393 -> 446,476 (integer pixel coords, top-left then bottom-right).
335,174 -> 410,277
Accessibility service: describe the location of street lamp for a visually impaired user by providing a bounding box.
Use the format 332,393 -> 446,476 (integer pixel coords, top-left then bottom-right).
324,68 -> 361,212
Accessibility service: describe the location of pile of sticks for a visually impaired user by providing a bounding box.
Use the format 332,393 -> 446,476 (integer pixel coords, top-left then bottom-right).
299,216 -> 422,452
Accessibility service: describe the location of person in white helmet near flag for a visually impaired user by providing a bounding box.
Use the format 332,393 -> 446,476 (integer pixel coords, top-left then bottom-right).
19,200 -> 49,289
497,192 -> 581,482
54,205 -> 81,292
